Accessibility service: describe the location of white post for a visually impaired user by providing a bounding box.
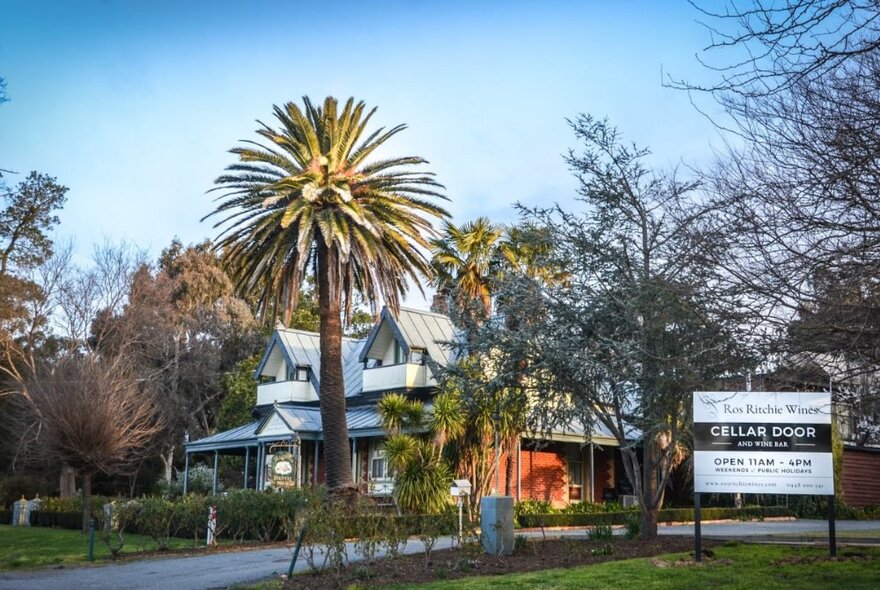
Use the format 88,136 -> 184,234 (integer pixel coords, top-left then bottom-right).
589,443 -> 595,503
206,505 -> 217,545
458,495 -> 463,541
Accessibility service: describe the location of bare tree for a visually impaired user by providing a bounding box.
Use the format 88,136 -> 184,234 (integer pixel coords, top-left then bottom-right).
677,1 -> 880,98
19,354 -> 163,531
683,3 -> 880,441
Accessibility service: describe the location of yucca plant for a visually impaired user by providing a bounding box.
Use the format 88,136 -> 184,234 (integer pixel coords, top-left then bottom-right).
377,393 -> 464,513
206,97 -> 448,494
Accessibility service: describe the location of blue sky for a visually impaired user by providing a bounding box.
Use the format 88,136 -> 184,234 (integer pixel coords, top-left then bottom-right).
1,1 -> 723,299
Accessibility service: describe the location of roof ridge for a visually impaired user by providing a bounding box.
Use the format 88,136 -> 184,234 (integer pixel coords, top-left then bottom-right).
397,305 -> 452,320
277,326 -> 363,342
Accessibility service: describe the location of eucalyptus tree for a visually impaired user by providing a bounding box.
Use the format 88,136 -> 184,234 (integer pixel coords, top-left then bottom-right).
206,97 -> 448,495
479,116 -> 751,538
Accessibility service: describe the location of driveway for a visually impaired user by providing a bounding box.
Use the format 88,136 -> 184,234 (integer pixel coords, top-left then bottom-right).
1,520 -> 878,590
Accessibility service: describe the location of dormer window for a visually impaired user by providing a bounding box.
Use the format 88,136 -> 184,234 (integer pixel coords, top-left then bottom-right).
410,348 -> 427,365
286,365 -> 310,382
365,358 -> 383,369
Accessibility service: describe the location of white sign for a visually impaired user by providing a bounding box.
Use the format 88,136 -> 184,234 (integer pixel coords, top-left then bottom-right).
693,391 -> 834,495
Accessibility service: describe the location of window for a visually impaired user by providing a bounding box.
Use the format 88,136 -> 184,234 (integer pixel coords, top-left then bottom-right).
410,348 -> 427,365
365,358 -> 383,369
286,365 -> 310,382
370,451 -> 388,480
834,403 -> 855,442
568,461 -> 583,501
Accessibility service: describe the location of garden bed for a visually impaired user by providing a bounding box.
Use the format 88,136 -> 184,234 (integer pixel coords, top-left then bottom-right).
283,536 -> 710,589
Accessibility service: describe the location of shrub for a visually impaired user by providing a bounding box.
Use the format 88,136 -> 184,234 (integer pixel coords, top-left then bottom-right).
517,505 -> 793,528
133,497 -> 177,550
562,502 -> 628,515
514,499 -> 557,518
174,494 -> 209,544
160,466 -> 221,498
587,523 -> 614,541
624,513 -> 640,539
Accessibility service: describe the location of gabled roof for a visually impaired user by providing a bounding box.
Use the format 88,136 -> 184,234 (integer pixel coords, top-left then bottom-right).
255,327 -> 364,398
359,306 -> 456,364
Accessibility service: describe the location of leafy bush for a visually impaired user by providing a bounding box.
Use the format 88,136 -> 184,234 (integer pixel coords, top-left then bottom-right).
159,466 -> 220,498
29,511 -> 82,529
514,499 -> 557,518
562,501 -> 629,514
133,497 -> 177,550
587,523 -> 614,541
624,513 -> 640,539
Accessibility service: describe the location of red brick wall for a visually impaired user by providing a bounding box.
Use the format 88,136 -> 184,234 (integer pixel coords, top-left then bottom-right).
592,448 -> 615,502
519,446 -> 568,507
843,447 -> 880,507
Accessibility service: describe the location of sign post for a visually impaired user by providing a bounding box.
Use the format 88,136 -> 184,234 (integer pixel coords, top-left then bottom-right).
692,391 -> 834,559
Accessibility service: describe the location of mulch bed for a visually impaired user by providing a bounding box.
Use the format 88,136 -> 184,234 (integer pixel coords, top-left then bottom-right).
282,536 -> 714,589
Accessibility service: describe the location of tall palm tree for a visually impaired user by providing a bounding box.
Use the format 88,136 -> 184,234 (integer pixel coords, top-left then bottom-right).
206,96 -> 448,495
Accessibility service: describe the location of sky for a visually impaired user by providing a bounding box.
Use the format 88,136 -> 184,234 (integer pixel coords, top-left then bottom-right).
0,0 -> 725,307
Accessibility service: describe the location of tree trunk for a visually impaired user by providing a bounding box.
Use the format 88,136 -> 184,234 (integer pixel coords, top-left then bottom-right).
160,448 -> 174,483
640,440 -> 661,540
316,242 -> 355,497
59,463 -> 77,498
504,434 -> 516,497
81,472 -> 92,534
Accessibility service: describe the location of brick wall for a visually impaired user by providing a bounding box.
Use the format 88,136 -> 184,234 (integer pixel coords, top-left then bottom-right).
592,448 -> 615,502
519,446 -> 568,507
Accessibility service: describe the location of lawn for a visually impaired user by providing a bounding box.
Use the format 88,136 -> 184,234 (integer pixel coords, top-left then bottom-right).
384,543 -> 880,590
0,525 -> 200,570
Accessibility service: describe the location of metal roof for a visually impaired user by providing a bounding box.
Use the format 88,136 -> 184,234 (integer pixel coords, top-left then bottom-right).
257,328 -> 364,398
185,420 -> 261,452
359,306 -> 456,364
186,404 -> 384,452
394,307 -> 457,364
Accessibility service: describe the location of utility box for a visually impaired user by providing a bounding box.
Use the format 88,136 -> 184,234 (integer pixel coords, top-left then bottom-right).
621,494 -> 639,508
480,496 -> 514,556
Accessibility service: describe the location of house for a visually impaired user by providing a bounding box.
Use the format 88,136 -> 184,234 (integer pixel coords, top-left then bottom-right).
184,306 -> 626,507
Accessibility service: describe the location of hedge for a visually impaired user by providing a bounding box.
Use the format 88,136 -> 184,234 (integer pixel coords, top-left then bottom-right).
0,509 -> 11,525
29,511 -> 84,529
517,505 -> 793,528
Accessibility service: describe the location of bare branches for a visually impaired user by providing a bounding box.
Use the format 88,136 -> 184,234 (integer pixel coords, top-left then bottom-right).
678,1 -> 880,97
19,353 -> 163,476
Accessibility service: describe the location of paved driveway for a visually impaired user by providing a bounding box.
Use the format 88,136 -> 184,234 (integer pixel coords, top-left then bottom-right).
1,520 -> 877,590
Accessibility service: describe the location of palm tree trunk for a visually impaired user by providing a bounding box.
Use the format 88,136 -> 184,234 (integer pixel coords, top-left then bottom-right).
316,242 -> 356,497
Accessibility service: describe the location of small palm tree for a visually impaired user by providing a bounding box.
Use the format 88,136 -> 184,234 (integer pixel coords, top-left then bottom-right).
206,97 -> 448,494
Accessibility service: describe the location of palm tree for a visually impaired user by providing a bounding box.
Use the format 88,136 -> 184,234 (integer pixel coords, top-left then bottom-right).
206,96 -> 448,495
430,217 -> 503,322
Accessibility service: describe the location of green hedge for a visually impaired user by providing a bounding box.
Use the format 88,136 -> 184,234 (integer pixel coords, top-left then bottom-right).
29,511 -> 83,529
517,505 -> 793,528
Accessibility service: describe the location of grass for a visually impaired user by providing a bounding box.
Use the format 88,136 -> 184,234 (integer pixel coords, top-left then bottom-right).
384,543 -> 880,590
0,525 -> 201,570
